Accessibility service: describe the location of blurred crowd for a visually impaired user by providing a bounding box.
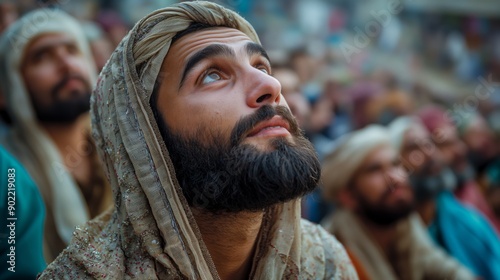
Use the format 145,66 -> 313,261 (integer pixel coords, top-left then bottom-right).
1,0 -> 500,279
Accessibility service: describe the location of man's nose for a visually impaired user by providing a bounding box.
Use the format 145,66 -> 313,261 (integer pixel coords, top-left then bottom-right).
245,68 -> 281,108
56,51 -> 79,74
387,166 -> 407,186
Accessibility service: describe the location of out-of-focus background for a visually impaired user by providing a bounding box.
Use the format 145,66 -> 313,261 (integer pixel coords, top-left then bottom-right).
3,0 -> 499,122
2,0 -> 500,223
4,0 -> 499,126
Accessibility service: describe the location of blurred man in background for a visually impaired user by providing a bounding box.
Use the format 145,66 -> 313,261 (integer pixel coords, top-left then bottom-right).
389,116 -> 500,280
457,112 -> 498,172
457,111 -> 500,218
417,105 -> 500,232
321,125 -> 473,280
0,9 -> 112,262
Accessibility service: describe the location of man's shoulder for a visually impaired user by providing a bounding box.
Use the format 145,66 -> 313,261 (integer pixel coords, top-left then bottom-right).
301,219 -> 335,242
299,219 -> 359,279
300,219 -> 347,256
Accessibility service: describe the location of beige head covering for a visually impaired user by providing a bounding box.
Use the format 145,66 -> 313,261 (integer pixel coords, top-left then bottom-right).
388,116 -> 417,152
40,2 -> 358,279
0,8 -> 96,261
322,125 -> 392,200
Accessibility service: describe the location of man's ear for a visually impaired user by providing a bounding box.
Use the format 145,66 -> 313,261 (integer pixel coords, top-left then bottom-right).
337,188 -> 357,211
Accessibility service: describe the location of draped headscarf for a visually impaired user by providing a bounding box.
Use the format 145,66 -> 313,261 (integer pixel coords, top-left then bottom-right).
321,125 -> 392,200
40,2 -> 358,279
0,8 -> 97,261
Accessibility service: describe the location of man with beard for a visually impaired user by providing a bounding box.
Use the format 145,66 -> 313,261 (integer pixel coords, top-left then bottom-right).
417,105 -> 500,233
389,116 -> 500,280
457,112 -> 498,172
0,9 -> 112,262
321,125 -> 473,280
457,112 -> 500,220
40,2 -> 357,279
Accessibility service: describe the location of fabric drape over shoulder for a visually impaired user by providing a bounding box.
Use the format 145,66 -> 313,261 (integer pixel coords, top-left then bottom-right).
40,2 -> 358,279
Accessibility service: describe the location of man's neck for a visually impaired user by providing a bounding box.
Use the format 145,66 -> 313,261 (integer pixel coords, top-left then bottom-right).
416,199 -> 436,226
357,215 -> 398,259
39,116 -> 90,181
192,208 -> 263,280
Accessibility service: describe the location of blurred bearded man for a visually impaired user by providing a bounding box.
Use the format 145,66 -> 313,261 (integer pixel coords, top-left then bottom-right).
322,125 -> 474,280
0,9 -> 113,262
389,116 -> 500,280
40,2 -> 358,279
417,105 -> 500,233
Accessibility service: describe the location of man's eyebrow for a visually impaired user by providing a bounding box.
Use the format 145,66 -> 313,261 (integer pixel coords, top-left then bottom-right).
245,42 -> 270,64
179,44 -> 235,89
27,39 -> 77,62
361,162 -> 381,172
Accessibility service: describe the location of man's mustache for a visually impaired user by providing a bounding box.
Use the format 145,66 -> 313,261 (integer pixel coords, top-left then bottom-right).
230,105 -> 300,147
51,74 -> 90,98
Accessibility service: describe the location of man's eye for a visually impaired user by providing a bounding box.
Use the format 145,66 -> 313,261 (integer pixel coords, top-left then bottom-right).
33,52 -> 49,63
256,65 -> 269,74
202,72 -> 221,84
67,44 -> 80,55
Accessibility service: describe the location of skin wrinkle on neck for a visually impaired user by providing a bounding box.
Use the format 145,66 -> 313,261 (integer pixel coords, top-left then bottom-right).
42,115 -> 91,185
192,208 -> 264,280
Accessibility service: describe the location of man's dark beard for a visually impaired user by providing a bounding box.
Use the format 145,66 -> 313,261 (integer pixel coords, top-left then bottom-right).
158,105 -> 321,213
30,75 -> 91,124
353,185 -> 415,227
409,167 -> 456,203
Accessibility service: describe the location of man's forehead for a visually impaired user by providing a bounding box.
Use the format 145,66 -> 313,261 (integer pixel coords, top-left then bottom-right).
354,145 -> 393,173
366,145 -> 394,161
166,27 -> 255,62
20,32 -> 77,67
25,33 -> 76,52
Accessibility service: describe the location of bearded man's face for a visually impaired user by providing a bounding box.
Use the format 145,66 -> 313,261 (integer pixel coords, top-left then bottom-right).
152,27 -> 320,213
22,33 -> 92,123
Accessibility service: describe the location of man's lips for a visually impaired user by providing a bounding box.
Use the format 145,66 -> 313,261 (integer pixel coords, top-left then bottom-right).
246,116 -> 291,138
63,78 -> 85,90
386,182 -> 412,199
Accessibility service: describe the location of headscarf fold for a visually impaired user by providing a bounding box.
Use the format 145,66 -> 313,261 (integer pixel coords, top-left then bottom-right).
0,8 -> 96,261
40,2 -> 357,279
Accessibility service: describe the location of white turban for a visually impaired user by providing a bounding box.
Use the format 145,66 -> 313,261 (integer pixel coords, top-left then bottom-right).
387,116 -> 431,154
388,116 -> 415,152
322,125 -> 392,200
